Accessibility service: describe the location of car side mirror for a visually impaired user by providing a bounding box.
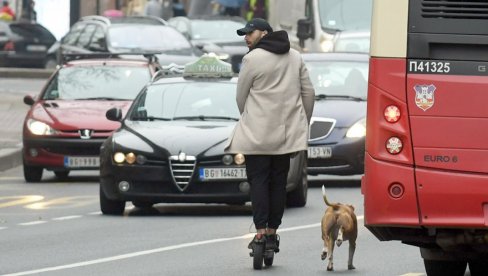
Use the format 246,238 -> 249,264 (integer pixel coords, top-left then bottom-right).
106,107 -> 122,121
297,18 -> 313,48
23,95 -> 35,106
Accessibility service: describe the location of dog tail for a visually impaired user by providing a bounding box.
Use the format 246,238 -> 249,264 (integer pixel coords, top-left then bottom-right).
322,185 -> 339,208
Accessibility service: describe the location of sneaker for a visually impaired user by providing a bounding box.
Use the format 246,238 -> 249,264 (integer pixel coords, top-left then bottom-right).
265,234 -> 280,252
248,234 -> 265,256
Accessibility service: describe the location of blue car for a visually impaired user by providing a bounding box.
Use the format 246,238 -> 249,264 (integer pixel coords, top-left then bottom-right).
303,53 -> 368,176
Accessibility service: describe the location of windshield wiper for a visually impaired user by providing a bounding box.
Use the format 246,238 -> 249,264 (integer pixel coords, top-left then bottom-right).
315,94 -> 365,101
172,115 -> 239,121
131,116 -> 171,121
77,97 -> 122,101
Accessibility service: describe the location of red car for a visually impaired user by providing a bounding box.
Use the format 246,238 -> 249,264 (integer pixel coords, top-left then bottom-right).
22,54 -> 160,182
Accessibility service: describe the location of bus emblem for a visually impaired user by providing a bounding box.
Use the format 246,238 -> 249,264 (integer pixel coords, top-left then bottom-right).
414,84 -> 436,111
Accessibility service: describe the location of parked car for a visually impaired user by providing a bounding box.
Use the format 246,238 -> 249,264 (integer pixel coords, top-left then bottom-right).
45,15 -> 201,69
0,21 -> 56,68
22,54 -> 161,182
303,52 -> 368,176
168,16 -> 248,73
99,55 -> 307,215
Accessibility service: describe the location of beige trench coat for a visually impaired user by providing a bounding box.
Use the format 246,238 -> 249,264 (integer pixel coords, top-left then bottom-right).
224,48 -> 315,155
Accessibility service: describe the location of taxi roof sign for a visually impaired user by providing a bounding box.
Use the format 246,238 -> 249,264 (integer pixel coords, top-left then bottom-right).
183,54 -> 233,78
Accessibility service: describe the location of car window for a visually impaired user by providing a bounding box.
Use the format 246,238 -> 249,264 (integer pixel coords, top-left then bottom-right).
9,23 -> 56,42
131,82 -> 239,119
63,23 -> 85,46
76,24 -> 97,47
42,65 -> 151,100
108,25 -> 192,52
191,20 -> 244,41
305,60 -> 368,99
88,26 -> 106,50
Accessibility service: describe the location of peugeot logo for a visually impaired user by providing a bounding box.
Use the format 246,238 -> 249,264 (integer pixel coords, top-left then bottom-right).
79,129 -> 93,139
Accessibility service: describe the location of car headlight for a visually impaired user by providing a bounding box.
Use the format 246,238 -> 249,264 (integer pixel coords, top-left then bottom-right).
27,119 -> 56,135
234,153 -> 245,165
346,118 -> 366,138
113,151 -> 147,165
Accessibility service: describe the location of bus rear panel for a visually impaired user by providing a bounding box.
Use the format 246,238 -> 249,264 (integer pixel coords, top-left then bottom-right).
364,0 -> 488,265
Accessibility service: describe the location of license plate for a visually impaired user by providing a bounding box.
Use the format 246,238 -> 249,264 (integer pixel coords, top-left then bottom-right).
26,45 -> 46,52
308,146 -> 332,159
64,156 -> 100,168
199,168 -> 247,180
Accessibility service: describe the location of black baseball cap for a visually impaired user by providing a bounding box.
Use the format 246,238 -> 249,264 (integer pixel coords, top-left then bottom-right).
237,18 -> 273,36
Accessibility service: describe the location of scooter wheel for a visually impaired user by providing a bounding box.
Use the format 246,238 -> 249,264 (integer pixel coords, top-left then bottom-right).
264,250 -> 274,266
253,243 -> 264,270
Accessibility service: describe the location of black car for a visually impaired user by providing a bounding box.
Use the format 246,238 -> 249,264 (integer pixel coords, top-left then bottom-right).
99,56 -> 307,215
45,15 -> 202,68
168,16 -> 248,73
0,21 -> 56,68
303,52 -> 368,176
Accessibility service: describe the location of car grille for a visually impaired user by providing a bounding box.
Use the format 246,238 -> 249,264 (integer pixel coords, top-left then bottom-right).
309,118 -> 336,141
169,155 -> 196,191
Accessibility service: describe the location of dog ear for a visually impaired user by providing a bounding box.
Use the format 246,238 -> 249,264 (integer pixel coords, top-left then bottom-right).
348,204 -> 355,211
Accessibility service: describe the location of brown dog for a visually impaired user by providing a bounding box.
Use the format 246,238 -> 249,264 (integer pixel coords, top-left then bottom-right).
320,185 -> 357,271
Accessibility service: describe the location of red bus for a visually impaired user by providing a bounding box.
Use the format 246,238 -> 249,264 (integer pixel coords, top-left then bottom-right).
363,0 -> 488,275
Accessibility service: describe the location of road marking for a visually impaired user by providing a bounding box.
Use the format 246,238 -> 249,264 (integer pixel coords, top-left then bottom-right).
52,215 -> 82,221
3,216 -> 365,276
18,221 -> 47,226
87,211 -> 102,215
400,273 -> 425,276
0,227 -> 7,230
0,195 -> 44,208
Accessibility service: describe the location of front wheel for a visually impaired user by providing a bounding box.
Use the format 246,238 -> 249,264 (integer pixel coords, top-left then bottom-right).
424,259 -> 467,276
100,185 -> 125,215
253,242 -> 264,270
23,163 -> 43,182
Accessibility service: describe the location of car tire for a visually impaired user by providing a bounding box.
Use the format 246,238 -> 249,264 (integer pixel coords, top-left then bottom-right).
423,259 -> 467,276
100,185 -> 125,215
23,164 -> 43,183
286,151 -> 308,207
54,170 -> 70,179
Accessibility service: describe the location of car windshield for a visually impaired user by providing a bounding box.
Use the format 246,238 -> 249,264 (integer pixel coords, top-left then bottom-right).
305,59 -> 368,99
129,82 -> 239,120
42,65 -> 151,100
191,20 -> 245,41
318,0 -> 373,32
108,25 -> 193,52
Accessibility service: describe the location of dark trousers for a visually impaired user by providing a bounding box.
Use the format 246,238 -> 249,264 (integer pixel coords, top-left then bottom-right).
245,154 -> 290,229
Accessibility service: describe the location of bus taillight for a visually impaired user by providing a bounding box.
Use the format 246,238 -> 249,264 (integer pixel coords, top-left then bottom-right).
388,182 -> 404,199
384,105 -> 401,123
386,137 -> 402,154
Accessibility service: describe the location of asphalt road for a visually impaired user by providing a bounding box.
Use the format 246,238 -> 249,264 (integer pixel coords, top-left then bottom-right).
0,165 -> 439,276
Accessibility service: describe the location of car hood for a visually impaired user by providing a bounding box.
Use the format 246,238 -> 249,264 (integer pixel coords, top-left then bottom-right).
31,100 -> 132,131
312,100 -> 366,127
124,121 -> 235,155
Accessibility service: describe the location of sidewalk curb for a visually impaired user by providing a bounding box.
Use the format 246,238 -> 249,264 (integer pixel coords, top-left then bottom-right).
0,68 -> 54,79
0,148 -> 22,172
